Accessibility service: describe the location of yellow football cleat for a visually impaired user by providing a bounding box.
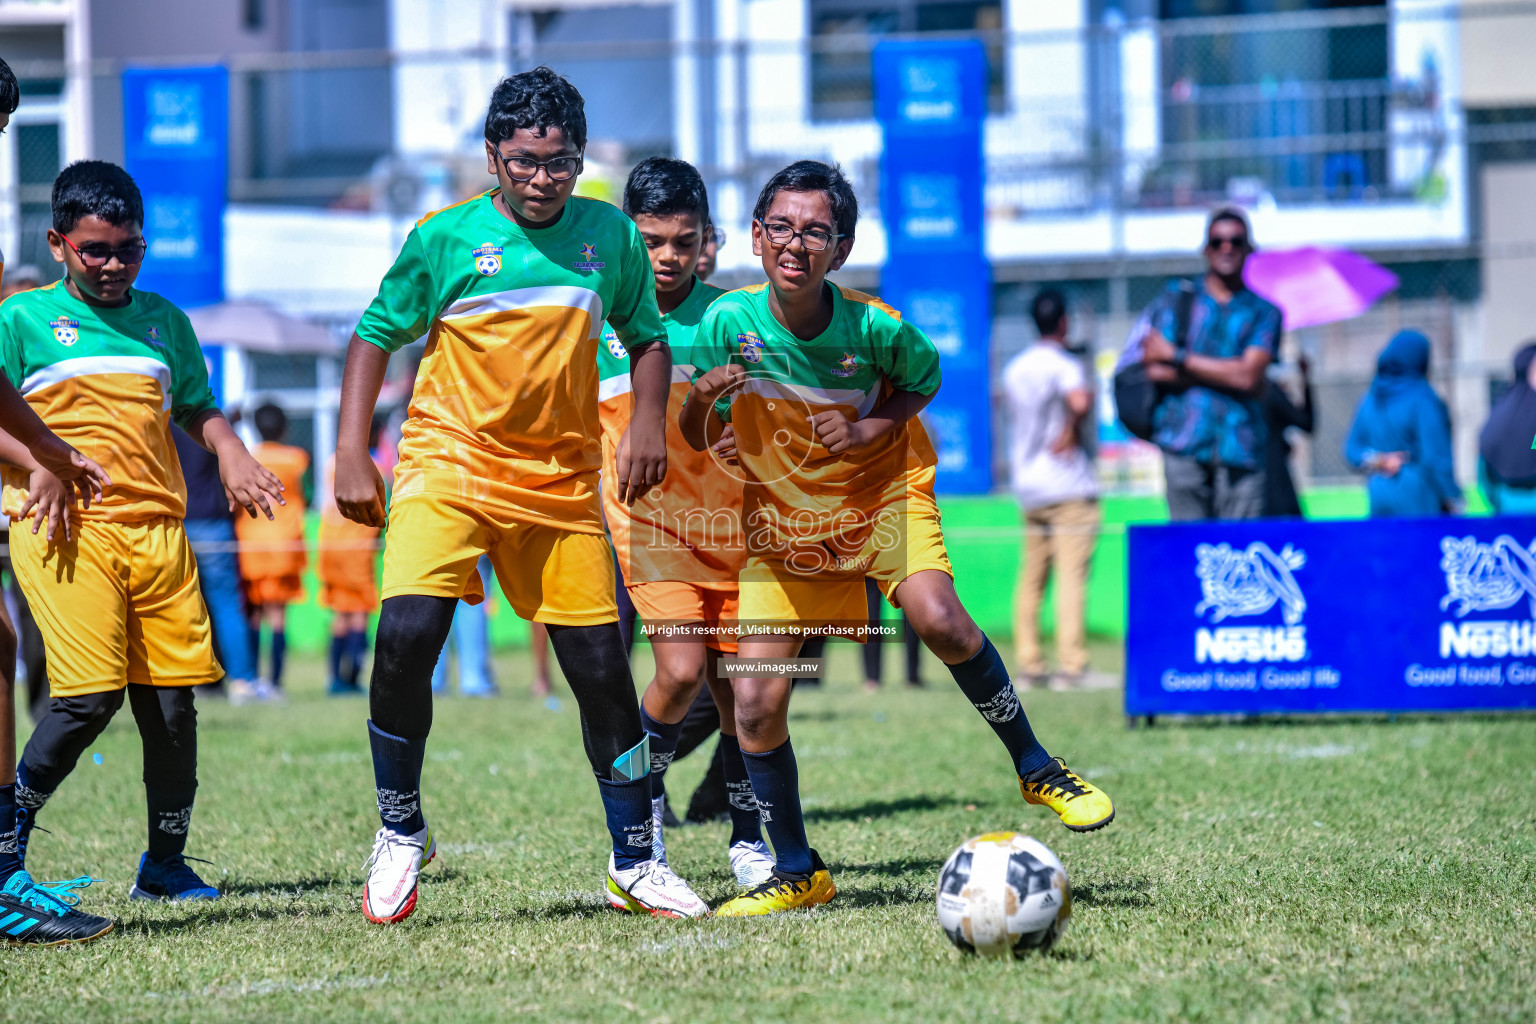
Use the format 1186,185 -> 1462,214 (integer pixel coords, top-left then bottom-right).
1019,757 -> 1115,832
715,851 -> 836,917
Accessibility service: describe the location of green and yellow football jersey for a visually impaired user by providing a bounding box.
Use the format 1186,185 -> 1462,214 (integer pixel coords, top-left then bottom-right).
690,282 -> 942,547
356,190 -> 668,534
0,281 -> 217,522
596,276 -> 743,585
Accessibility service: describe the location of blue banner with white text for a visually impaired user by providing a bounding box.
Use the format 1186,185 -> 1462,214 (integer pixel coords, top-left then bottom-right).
874,40 -> 991,494
1126,516 -> 1536,717
122,66 -> 227,310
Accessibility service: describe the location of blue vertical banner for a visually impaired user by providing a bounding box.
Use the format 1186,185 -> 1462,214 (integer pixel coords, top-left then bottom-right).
122,66 -> 228,309
874,40 -> 992,493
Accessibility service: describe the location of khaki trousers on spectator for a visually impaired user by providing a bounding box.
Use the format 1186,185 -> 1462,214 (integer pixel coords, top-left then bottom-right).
1014,498 -> 1100,677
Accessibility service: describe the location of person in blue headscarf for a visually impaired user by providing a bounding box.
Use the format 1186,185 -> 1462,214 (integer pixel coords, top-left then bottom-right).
1478,341 -> 1536,515
1344,330 -> 1461,517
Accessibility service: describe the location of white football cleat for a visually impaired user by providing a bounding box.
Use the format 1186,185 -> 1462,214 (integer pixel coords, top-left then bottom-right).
606,856 -> 709,919
651,796 -> 669,864
362,824 -> 435,924
729,840 -> 775,889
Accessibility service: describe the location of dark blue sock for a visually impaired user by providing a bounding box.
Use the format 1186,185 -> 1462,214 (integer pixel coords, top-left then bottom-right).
740,738 -> 813,877
271,630 -> 288,687
718,734 -> 763,847
368,720 -> 426,834
947,635 -> 1052,777
14,761 -> 53,871
597,775 -> 653,870
0,784 -> 18,880
328,634 -> 345,687
639,705 -> 683,802
346,631 -> 370,688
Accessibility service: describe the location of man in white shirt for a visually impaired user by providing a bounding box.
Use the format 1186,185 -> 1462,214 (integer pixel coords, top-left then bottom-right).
1001,288 -> 1100,688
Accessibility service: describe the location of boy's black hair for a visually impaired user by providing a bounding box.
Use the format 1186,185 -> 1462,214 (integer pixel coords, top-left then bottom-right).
0,58 -> 18,116
1031,287 -> 1068,338
1205,205 -> 1252,245
51,161 -> 144,234
254,402 -> 288,443
623,157 -> 710,226
484,66 -> 587,151
752,160 -> 858,241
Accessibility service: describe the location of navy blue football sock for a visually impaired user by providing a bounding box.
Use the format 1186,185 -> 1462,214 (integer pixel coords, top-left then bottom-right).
741,739 -> 813,877
947,635 -> 1052,777
13,760 -> 54,870
717,734 -> 763,847
328,634 -> 346,687
270,630 -> 288,687
639,704 -> 683,802
145,787 -> 195,861
0,784 -> 18,880
597,775 -> 653,870
368,720 -> 427,835
347,631 -> 370,688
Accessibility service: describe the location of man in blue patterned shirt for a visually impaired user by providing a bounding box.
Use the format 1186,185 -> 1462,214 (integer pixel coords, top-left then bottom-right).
1134,208 -> 1282,519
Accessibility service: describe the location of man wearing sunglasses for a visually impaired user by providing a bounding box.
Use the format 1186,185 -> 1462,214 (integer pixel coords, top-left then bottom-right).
1134,207 -> 1282,520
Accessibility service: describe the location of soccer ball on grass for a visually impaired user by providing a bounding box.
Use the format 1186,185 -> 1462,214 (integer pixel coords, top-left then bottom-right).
935,831 -> 1070,957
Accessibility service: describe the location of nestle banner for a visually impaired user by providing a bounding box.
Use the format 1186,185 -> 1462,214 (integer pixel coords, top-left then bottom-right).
1125,516 -> 1536,717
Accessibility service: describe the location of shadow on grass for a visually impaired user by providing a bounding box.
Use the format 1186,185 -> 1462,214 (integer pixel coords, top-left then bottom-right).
217,873 -> 352,896
837,856 -> 947,879
1071,877 -> 1152,909
805,794 -> 960,823
115,900 -> 355,935
830,881 -> 935,909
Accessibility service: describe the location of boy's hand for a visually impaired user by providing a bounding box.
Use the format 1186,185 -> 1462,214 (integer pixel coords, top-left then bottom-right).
810,410 -> 873,455
29,432 -> 110,509
20,466 -> 78,542
692,364 -> 746,405
710,423 -> 738,465
616,421 -> 667,506
221,447 -> 285,521
335,447 -> 387,527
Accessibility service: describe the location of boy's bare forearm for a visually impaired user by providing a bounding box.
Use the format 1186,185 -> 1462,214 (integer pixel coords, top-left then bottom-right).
338,335 -> 390,452
0,428 -> 40,472
858,388 -> 934,444
184,409 -> 244,455
628,340 -> 671,428
0,377 -> 51,456
679,395 -> 720,452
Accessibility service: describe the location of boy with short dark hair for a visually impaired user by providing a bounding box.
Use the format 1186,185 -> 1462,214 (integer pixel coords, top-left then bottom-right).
235,401 -> 310,696
597,156 -> 772,904
681,160 -> 1115,916
333,67 -> 692,922
1,160 -> 283,935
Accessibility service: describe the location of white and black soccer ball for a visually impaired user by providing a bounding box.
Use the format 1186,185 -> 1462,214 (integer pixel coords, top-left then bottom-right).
936,832 -> 1071,957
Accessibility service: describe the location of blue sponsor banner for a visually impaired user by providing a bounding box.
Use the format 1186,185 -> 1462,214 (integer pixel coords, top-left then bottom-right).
1126,516 -> 1536,717
122,66 -> 227,309
874,40 -> 991,493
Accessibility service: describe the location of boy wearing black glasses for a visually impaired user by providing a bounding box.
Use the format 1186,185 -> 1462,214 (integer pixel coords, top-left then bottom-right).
332,67 -> 685,922
0,160 -> 282,925
679,161 -> 1115,916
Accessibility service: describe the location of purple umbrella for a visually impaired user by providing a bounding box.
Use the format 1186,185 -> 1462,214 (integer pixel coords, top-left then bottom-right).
1243,247 -> 1399,330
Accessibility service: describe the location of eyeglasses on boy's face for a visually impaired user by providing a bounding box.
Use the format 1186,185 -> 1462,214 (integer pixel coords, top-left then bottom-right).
757,219 -> 840,252
1206,233 -> 1250,251
495,149 -> 582,183
62,234 -> 148,267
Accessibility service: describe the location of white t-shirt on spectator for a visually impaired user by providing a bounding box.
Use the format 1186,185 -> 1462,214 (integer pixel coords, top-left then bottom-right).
1002,340 -> 1099,511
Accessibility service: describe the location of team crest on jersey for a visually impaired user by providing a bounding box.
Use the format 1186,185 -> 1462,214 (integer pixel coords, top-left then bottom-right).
472,244 -> 503,276
832,352 -> 859,377
145,325 -> 164,348
574,242 -> 604,271
737,332 -> 764,364
605,329 -> 627,359
50,317 -> 80,346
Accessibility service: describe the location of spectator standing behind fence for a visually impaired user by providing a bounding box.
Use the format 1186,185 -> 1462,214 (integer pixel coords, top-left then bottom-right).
1478,342 -> 1536,515
172,424 -> 258,700
1002,288 -> 1100,689
317,416 -> 388,697
1344,330 -> 1461,518
236,403 -> 309,695
1262,355 -> 1315,517
1132,208 -> 1281,520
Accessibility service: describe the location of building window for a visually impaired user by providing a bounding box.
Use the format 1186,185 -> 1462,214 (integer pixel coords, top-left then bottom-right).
810,0 -> 1005,122
243,0 -> 264,31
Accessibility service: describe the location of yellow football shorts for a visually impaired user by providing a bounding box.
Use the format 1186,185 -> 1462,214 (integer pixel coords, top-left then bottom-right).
737,506 -> 953,641
381,495 -> 618,626
10,515 -> 221,697
628,581 -> 740,653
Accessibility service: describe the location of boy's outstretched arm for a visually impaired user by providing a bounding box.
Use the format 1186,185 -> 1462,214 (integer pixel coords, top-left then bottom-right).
0,377 -> 110,501
810,387 -> 934,455
333,334 -> 390,527
184,408 -> 285,521
680,364 -> 744,453
617,339 -> 670,505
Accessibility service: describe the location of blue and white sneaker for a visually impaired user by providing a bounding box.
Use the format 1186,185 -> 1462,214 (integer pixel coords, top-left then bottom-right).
127,853 -> 221,901
0,871 -> 113,945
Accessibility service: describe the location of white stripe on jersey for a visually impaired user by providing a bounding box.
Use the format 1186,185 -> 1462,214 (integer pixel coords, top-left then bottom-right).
436,286 -> 606,341
21,355 -> 173,410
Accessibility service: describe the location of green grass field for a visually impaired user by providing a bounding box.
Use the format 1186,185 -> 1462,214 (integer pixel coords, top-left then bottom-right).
4,644 -> 1534,1024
